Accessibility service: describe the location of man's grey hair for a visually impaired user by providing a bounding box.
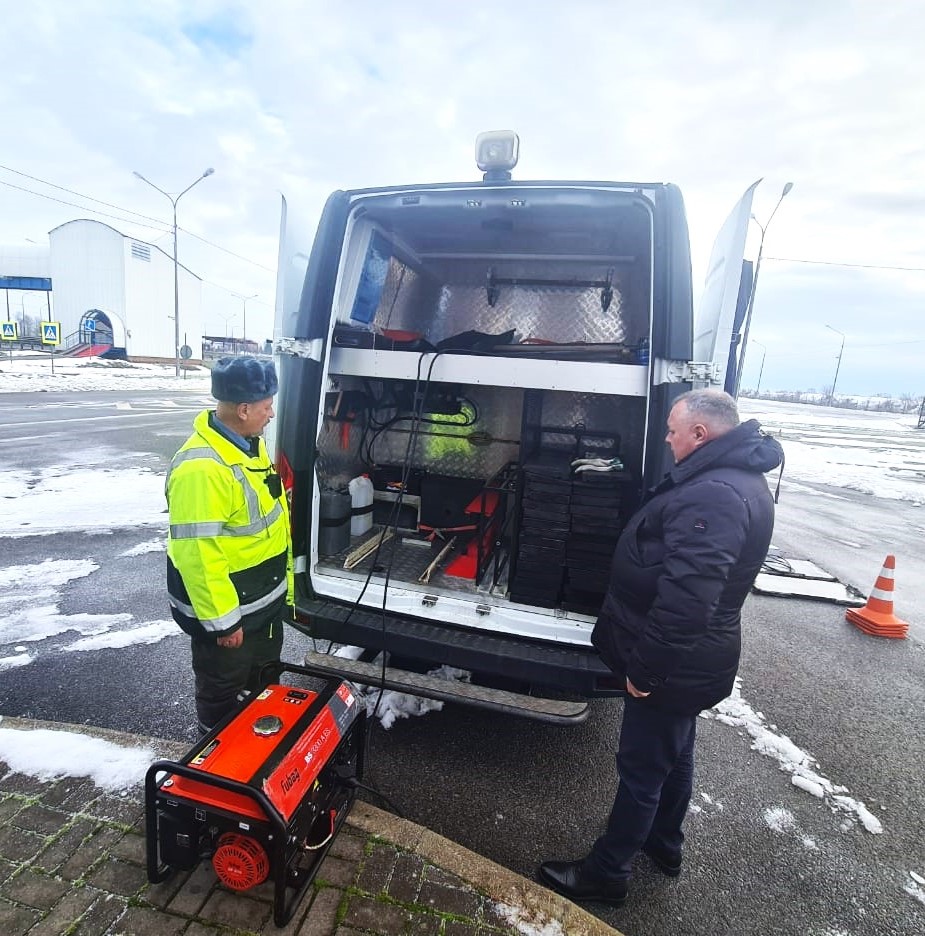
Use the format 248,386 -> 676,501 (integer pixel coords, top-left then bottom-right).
673,389 -> 740,430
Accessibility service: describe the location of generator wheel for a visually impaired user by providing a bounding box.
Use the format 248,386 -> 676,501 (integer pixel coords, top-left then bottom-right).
213,832 -> 270,890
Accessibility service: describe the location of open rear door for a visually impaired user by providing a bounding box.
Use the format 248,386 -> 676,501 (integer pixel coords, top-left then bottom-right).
692,179 -> 761,388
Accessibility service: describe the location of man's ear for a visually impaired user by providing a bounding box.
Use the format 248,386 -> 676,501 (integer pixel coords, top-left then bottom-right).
693,422 -> 708,444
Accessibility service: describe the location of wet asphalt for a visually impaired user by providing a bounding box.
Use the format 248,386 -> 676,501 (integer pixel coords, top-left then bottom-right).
1,390 -> 923,936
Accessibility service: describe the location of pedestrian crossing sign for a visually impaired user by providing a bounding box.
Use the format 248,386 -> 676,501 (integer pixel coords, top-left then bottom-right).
1,321 -> 17,340
42,322 -> 61,345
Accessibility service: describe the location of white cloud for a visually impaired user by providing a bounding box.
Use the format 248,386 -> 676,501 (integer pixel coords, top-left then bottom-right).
1,1 -> 923,391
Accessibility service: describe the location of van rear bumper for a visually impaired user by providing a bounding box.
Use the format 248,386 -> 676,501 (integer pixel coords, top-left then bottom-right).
294,598 -> 622,698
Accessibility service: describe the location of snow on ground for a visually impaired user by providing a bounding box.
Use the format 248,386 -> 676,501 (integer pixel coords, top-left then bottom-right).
0,353 -> 211,393
0,722 -> 155,791
0,464 -> 167,536
325,641 -> 471,729
493,902 -> 566,936
704,678 -> 884,834
0,556 -> 177,669
739,398 -> 925,507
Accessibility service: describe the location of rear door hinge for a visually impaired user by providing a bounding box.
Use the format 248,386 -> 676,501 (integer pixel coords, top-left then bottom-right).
652,358 -> 722,387
275,337 -> 323,361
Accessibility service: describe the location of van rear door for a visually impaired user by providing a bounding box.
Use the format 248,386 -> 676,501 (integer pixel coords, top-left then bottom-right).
692,179 -> 761,390
271,191 -> 350,561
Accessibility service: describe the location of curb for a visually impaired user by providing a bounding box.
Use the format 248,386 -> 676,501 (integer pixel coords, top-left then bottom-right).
0,717 -> 624,936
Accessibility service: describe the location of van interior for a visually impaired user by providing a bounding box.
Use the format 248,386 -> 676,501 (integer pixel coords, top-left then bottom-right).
311,186 -> 656,624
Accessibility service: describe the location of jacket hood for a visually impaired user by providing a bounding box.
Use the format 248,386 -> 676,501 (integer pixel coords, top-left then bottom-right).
670,419 -> 784,483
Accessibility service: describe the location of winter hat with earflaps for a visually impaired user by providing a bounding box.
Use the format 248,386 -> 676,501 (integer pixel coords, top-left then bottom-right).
211,357 -> 278,403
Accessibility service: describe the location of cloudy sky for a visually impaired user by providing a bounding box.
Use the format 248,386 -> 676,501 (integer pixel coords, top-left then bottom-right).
1,1 -> 923,396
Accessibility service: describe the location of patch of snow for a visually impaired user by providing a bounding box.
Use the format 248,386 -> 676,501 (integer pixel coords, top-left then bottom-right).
0,466 -> 167,537
0,605 -> 132,644
904,880 -> 925,907
0,653 -> 32,671
764,807 -> 796,833
0,355 -> 211,393
0,725 -> 155,791
792,774 -> 827,798
0,558 -> 98,589
120,538 -> 165,557
705,678 -> 883,833
63,620 -> 178,652
493,902 -> 566,936
309,643 -> 472,729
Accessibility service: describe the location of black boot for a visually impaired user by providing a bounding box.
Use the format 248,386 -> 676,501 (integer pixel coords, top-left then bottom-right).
642,843 -> 683,877
538,859 -> 627,907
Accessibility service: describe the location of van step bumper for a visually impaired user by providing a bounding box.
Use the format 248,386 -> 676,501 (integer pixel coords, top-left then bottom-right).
295,651 -> 590,725
292,598 -> 619,702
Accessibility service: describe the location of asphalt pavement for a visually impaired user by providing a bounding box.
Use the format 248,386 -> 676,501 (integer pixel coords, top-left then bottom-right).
1,391 -> 924,935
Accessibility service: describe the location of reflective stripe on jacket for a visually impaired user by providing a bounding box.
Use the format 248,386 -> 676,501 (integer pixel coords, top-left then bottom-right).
166,410 -> 293,638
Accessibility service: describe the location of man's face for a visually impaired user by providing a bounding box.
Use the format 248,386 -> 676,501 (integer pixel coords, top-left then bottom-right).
239,397 -> 275,436
665,401 -> 704,463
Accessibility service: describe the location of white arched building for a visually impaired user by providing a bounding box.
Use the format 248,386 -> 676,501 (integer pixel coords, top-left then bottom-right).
47,220 -> 202,359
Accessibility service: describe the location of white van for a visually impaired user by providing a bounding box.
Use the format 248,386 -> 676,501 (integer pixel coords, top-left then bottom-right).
269,132 -> 757,723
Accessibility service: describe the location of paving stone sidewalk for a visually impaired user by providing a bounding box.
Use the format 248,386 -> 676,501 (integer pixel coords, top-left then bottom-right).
0,719 -> 623,936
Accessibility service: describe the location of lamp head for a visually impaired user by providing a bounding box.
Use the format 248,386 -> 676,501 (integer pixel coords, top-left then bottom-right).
782,181 -> 794,197
203,168 -> 215,177
475,131 -> 519,181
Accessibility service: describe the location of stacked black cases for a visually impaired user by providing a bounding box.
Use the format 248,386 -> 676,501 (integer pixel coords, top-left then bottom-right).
562,471 -> 631,614
509,452 -> 573,607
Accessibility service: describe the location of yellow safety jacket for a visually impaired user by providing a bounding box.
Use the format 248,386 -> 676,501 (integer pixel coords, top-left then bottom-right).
166,410 -> 293,639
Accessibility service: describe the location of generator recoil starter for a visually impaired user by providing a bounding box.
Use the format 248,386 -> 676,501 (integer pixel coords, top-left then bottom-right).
145,671 -> 366,926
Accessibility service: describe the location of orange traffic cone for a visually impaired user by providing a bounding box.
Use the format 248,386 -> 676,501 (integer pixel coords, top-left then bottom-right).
845,554 -> 909,639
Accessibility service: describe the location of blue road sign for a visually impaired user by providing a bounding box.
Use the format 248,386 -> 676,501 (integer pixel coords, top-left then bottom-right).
42,322 -> 61,345
1,322 -> 18,340
84,318 -> 96,332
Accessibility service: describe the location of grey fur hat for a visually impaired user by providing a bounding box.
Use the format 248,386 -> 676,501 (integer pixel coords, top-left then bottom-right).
211,357 -> 278,403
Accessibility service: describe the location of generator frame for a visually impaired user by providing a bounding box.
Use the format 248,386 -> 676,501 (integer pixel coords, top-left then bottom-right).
145,669 -> 366,926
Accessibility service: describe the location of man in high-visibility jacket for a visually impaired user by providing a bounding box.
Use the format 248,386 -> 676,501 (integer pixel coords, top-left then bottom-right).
166,356 -> 293,733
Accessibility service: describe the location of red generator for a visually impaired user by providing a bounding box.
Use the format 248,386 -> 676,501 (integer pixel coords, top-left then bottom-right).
145,673 -> 366,926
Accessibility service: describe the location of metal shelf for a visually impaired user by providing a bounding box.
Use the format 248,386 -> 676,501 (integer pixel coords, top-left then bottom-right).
328,348 -> 648,396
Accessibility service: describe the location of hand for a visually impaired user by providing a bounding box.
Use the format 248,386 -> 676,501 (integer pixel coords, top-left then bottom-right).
217,629 -> 244,649
626,677 -> 651,698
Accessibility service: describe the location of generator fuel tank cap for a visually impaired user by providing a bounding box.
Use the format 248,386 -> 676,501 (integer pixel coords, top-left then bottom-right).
252,714 -> 284,736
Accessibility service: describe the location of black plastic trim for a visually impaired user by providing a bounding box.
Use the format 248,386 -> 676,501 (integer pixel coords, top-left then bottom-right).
294,598 -> 619,698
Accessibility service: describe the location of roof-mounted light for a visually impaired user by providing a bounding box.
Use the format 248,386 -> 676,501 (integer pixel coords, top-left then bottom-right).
475,130 -> 520,181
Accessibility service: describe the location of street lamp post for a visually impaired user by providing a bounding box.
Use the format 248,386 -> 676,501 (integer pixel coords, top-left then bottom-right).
733,181 -> 794,399
218,313 -> 237,352
752,341 -> 767,395
232,292 -> 258,354
133,167 -> 214,376
825,324 -> 845,405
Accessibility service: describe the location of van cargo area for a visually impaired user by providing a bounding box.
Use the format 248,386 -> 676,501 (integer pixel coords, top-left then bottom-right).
310,188 -> 653,635
271,136 -> 749,712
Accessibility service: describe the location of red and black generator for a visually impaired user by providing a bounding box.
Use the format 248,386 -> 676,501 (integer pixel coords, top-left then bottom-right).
145,670 -> 366,926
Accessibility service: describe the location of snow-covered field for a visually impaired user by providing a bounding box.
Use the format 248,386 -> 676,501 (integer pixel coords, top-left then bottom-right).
739,398 -> 925,507
0,353 -> 212,392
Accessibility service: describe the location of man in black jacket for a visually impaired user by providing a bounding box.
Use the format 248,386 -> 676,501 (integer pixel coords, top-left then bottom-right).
539,389 -> 784,908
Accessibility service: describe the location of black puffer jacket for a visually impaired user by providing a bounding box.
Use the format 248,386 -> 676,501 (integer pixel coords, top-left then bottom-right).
592,419 -> 784,714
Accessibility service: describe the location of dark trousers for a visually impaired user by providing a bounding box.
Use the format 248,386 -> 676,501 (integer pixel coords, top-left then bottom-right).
190,621 -> 284,730
586,697 -> 697,880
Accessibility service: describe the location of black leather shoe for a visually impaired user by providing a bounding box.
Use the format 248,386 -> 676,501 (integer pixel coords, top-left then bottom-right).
538,859 -> 627,907
642,843 -> 682,877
